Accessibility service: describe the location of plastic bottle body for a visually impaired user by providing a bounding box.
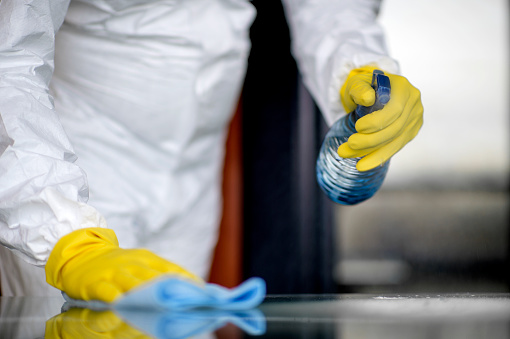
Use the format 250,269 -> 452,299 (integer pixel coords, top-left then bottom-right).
316,112 -> 390,205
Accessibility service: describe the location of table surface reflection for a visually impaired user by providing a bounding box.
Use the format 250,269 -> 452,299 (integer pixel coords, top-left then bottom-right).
1,293 -> 509,338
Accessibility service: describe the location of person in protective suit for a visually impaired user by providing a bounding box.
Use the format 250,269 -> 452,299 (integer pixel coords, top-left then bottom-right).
0,0 -> 423,302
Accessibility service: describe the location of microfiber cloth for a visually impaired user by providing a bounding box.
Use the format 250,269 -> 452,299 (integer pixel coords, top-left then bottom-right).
62,277 -> 266,312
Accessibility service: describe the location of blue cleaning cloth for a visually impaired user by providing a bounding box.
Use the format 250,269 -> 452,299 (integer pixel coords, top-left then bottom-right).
63,277 -> 266,311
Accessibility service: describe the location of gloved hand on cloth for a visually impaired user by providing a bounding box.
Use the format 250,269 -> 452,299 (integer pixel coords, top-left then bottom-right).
45,228 -> 266,310
45,227 -> 202,303
338,66 -> 424,172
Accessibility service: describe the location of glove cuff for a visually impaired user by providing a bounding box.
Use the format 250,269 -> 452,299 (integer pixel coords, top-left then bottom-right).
45,228 -> 119,290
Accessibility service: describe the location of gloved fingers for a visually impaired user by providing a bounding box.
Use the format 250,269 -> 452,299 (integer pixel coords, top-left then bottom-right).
123,248 -> 204,284
81,267 -> 181,303
355,101 -> 402,134
338,114 -> 422,171
111,266 -> 165,293
340,67 -> 375,113
86,281 -> 124,303
337,142 -> 387,172
347,99 -> 422,151
341,72 -> 375,113
155,261 -> 204,283
355,75 -> 422,134
356,153 -> 389,172
337,142 -> 374,159
356,115 -> 423,172
142,254 -> 203,283
348,116 -> 406,151
346,91 -> 423,151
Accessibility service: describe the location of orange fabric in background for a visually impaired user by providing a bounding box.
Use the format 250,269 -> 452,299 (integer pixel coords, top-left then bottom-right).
208,101 -> 243,287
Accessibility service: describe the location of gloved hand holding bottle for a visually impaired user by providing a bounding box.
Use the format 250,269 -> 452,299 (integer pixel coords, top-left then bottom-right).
45,228 -> 203,303
338,66 -> 424,172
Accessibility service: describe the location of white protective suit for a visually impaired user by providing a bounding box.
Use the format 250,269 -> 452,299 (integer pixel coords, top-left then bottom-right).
0,0 -> 398,296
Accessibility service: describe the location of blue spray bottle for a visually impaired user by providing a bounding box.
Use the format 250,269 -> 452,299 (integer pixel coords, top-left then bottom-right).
316,69 -> 391,205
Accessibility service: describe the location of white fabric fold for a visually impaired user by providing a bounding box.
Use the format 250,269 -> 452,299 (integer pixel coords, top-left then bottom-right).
0,0 -> 107,266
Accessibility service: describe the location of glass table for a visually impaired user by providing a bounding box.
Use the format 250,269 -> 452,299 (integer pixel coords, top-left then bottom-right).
1,294 -> 509,338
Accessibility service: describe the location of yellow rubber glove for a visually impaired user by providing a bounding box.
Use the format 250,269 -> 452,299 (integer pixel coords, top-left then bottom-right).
338,66 -> 423,171
45,228 -> 202,303
45,308 -> 150,339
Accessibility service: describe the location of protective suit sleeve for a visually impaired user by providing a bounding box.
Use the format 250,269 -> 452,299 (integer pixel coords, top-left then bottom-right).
281,0 -> 400,126
0,0 -> 107,266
